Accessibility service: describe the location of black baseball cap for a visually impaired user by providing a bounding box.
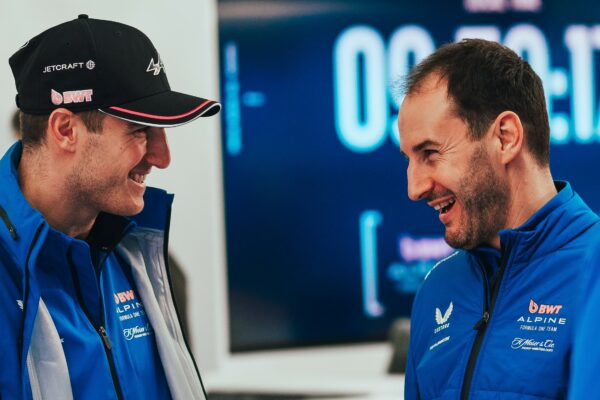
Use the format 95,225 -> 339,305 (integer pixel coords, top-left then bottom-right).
9,14 -> 221,127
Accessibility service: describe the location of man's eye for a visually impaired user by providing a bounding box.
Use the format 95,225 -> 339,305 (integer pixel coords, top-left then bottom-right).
423,149 -> 438,159
133,128 -> 149,137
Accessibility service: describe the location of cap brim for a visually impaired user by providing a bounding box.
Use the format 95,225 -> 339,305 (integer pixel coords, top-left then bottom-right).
99,90 -> 221,127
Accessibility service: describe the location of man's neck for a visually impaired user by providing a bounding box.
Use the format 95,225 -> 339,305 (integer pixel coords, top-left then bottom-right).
18,150 -> 96,239
483,161 -> 556,251
505,167 -> 557,230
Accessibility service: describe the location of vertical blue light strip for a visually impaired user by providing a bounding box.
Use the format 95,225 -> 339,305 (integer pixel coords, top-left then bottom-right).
359,210 -> 385,318
224,42 -> 242,155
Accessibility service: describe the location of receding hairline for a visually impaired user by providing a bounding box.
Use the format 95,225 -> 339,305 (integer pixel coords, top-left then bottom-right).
403,69 -> 448,96
402,72 -> 464,123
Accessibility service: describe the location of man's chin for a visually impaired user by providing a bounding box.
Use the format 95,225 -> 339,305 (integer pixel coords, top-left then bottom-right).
127,201 -> 145,217
445,228 -> 492,250
444,229 -> 472,250
106,199 -> 145,217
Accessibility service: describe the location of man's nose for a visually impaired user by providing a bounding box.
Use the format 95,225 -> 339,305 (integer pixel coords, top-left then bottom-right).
407,162 -> 433,201
145,128 -> 171,169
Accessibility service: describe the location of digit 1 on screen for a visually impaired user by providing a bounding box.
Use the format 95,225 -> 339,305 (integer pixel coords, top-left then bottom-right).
565,25 -> 599,143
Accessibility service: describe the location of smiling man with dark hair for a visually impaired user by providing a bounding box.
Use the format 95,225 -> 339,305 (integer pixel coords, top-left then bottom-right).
0,15 -> 220,399
399,39 -> 600,399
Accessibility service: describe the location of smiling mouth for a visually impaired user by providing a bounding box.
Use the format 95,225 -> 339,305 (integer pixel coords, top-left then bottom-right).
128,172 -> 147,185
434,198 -> 456,215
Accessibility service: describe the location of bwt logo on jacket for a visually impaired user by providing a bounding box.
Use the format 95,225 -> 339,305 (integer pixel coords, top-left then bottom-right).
114,290 -> 136,305
529,299 -> 563,314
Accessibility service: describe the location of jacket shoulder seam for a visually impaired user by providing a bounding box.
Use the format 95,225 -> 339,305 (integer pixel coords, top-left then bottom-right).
424,251 -> 460,281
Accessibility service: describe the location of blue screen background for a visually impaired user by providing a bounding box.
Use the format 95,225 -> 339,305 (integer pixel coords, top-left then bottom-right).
218,0 -> 600,352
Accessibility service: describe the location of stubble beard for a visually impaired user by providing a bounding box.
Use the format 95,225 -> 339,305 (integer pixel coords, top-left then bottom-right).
65,135 -> 136,217
445,145 -> 509,250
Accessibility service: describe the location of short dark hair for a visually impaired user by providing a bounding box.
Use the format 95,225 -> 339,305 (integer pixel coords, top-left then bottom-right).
404,39 -> 550,166
11,110 -> 20,138
20,110 -> 106,150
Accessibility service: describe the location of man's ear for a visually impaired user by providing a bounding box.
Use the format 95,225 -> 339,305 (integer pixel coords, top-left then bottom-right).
46,108 -> 80,152
491,111 -> 524,166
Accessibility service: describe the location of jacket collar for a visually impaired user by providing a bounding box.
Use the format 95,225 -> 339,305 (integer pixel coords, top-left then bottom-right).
0,142 -> 47,269
470,181 -> 599,267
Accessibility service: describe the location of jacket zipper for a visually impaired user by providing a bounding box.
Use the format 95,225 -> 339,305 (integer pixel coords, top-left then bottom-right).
460,251 -> 507,400
97,324 -> 124,400
0,204 -> 18,239
67,252 -> 124,400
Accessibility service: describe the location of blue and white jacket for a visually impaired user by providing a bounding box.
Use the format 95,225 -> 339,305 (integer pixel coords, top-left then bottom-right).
0,142 -> 207,400
405,181 -> 600,400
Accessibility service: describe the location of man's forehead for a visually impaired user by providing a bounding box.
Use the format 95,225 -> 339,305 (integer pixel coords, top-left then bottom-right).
400,74 -> 451,110
398,92 -> 464,154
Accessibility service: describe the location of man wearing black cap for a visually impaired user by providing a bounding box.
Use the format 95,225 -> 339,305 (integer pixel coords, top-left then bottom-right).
0,15 -> 220,400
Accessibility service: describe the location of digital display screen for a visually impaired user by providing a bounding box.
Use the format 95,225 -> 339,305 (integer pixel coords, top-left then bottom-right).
218,0 -> 600,352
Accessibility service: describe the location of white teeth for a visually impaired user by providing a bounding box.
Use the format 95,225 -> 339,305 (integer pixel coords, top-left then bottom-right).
433,198 -> 455,212
129,173 -> 146,184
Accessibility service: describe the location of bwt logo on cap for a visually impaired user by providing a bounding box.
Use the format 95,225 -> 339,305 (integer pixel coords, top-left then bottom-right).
50,89 -> 93,105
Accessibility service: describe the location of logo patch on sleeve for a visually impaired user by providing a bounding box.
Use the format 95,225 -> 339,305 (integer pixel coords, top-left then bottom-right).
434,301 -> 453,334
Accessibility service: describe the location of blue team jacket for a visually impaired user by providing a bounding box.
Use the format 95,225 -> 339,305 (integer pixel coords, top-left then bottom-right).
568,244 -> 600,399
405,181 -> 600,400
0,142 -> 207,400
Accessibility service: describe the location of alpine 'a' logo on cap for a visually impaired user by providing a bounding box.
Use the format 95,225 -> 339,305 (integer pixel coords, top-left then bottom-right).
146,56 -> 164,76
50,89 -> 93,105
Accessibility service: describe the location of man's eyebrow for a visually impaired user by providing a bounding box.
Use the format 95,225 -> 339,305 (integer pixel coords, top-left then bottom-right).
400,139 -> 441,159
126,122 -> 147,130
412,139 -> 441,153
